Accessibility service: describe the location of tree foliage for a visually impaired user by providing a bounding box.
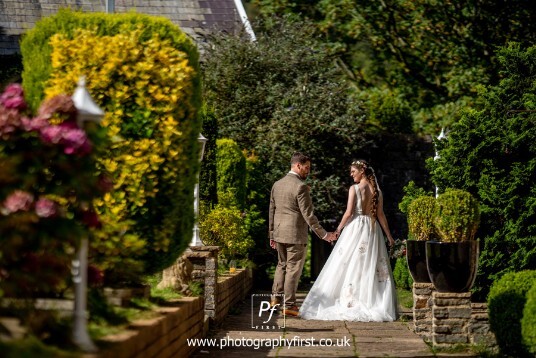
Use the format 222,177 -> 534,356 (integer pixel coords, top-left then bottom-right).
252,0 -> 536,133
428,44 -> 536,300
202,16 -> 368,226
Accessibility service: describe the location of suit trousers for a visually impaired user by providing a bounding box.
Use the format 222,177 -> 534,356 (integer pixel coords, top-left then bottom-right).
272,242 -> 307,307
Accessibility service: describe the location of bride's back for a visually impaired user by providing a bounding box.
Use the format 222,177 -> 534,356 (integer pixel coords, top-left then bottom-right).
357,181 -> 377,217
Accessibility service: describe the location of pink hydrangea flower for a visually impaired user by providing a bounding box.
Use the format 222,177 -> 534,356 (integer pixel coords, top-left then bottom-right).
35,197 -> 58,218
1,190 -> 34,215
22,116 -> 49,132
40,123 -> 92,155
37,94 -> 77,122
0,109 -> 23,137
0,84 -> 27,111
61,127 -> 92,155
40,125 -> 64,144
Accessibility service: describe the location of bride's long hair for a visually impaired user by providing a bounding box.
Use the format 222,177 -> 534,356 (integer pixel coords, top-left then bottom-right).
351,159 -> 379,219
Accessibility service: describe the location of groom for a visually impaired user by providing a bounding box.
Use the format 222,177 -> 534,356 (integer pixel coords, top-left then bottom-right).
269,152 -> 335,316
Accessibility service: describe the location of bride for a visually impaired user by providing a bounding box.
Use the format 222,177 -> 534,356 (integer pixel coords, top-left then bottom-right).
299,160 -> 397,321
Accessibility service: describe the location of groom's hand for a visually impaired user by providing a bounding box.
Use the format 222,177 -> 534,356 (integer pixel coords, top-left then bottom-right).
270,239 -> 277,249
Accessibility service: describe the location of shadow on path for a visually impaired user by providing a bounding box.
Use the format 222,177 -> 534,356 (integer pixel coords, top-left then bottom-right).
191,291 -> 438,357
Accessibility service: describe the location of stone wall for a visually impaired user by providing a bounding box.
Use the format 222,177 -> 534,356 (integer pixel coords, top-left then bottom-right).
87,247 -> 254,357
183,246 -> 253,324
87,296 -> 204,358
412,282 -> 434,342
432,292 -> 472,346
215,269 -> 254,323
469,303 -> 497,347
411,285 -> 497,349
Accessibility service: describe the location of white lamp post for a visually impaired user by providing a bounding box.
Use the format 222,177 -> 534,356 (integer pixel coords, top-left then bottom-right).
71,77 -> 103,353
105,0 -> 115,13
434,128 -> 446,198
190,133 -> 208,247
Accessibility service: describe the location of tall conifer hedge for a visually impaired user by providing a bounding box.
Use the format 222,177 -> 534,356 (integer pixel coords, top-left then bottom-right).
428,44 -> 536,300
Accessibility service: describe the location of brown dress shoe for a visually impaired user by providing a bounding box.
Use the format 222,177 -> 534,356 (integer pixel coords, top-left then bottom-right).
283,305 -> 300,317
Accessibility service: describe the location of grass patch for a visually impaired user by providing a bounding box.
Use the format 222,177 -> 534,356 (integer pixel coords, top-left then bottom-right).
189,281 -> 203,296
397,287 -> 413,309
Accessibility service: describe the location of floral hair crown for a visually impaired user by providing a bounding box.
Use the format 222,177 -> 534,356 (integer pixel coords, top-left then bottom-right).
352,160 -> 367,169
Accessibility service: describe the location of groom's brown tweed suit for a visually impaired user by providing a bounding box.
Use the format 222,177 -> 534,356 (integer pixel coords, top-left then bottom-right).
269,172 -> 327,308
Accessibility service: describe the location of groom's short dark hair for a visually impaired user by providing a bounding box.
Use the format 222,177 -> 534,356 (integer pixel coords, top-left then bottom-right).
291,152 -> 311,165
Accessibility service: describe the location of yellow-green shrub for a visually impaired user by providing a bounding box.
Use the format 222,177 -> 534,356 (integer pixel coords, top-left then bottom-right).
407,196 -> 436,241
434,189 -> 480,242
199,193 -> 254,260
21,10 -> 202,279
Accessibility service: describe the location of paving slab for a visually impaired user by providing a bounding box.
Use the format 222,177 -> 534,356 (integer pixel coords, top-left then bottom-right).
190,291 -> 454,357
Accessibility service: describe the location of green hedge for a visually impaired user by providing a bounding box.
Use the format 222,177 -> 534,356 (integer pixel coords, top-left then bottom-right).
216,138 -> 247,209
393,257 -> 413,290
488,270 -> 536,357
522,282 -> 536,355
20,9 -> 202,278
199,105 -> 219,208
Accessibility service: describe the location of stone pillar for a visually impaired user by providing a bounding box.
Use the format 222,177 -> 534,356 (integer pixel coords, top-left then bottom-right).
470,303 -> 498,348
432,291 -> 472,347
183,246 -> 219,320
157,255 -> 194,295
412,282 -> 434,342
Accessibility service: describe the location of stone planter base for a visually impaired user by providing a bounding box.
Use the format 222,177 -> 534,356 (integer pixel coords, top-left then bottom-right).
412,282 -> 434,342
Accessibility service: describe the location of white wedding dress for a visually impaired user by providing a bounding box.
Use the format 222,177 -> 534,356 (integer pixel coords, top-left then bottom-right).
300,185 -> 397,321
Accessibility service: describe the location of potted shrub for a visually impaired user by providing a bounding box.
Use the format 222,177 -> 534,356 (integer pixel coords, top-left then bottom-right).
426,189 -> 480,292
406,196 -> 436,283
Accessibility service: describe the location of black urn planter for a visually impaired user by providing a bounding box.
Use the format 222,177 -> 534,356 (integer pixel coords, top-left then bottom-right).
406,240 -> 432,283
425,240 -> 479,293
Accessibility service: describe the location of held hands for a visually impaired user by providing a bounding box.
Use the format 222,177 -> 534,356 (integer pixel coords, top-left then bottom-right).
325,232 -> 338,243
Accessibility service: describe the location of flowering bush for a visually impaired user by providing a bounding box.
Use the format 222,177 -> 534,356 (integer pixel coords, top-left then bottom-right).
0,84 -> 107,297
20,10 -> 202,278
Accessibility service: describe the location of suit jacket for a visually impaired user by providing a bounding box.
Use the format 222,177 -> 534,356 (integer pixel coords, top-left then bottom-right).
269,173 -> 327,244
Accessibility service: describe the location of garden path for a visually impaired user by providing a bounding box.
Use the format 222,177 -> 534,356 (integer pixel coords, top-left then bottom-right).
191,291 -> 477,357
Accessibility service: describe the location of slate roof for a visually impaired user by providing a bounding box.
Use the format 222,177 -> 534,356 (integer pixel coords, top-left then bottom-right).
0,0 -> 251,55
